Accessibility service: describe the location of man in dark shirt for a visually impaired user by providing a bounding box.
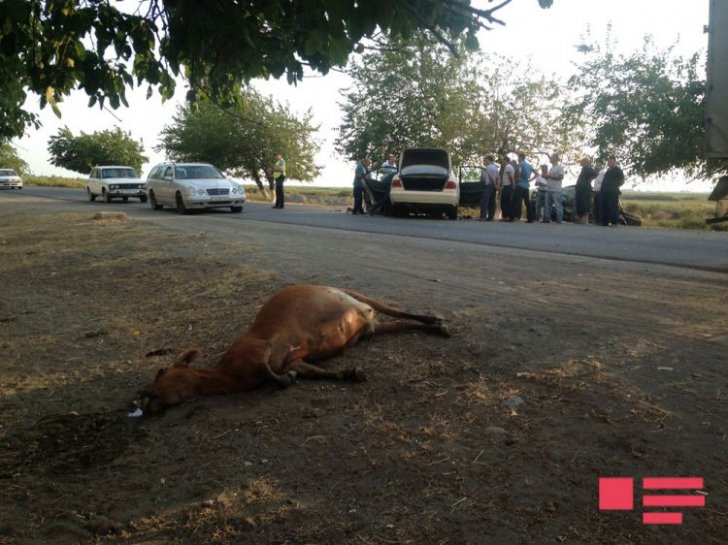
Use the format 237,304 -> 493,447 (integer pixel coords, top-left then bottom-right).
599,156 -> 625,226
575,157 -> 597,224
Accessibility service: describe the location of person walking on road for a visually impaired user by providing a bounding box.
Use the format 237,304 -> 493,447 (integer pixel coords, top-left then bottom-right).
272,153 -> 286,209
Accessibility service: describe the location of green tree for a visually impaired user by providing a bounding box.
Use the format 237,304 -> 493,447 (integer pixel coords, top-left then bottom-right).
336,37 -> 581,168
47,127 -> 147,174
336,35 -> 481,166
157,89 -> 320,192
0,0 -> 554,140
0,142 -> 30,175
567,35 -> 728,179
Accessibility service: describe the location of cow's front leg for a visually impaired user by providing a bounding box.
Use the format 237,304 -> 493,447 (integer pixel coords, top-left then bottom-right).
288,361 -> 367,383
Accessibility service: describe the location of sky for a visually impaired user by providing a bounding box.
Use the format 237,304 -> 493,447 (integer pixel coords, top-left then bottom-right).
13,0 -> 712,191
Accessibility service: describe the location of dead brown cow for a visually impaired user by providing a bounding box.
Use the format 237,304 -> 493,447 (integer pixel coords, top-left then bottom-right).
136,285 -> 449,413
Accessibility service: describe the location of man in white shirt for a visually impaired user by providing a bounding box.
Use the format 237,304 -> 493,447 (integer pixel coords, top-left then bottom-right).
500,156 -> 515,222
479,156 -> 499,221
542,154 -> 564,223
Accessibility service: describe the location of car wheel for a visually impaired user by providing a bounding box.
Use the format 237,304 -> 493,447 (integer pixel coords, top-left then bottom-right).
175,192 -> 190,214
87,188 -> 96,202
230,206 -> 243,213
103,188 -> 112,203
149,191 -> 162,210
139,195 -> 148,203
447,205 -> 458,220
122,196 -> 129,203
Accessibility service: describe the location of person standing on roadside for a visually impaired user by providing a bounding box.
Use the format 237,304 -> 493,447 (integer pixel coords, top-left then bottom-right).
370,154 -> 397,215
352,157 -> 371,215
534,164 -> 549,221
575,157 -> 597,224
272,153 -> 286,209
513,152 -> 534,222
542,153 -> 564,223
480,156 -> 499,221
500,155 -> 515,222
599,155 -> 625,226
592,165 -> 605,225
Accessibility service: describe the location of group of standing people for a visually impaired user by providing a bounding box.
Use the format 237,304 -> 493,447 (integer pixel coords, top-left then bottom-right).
574,155 -> 625,226
480,152 -> 565,223
480,152 -> 625,226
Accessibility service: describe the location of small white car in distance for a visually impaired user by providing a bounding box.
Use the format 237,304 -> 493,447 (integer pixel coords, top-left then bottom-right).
87,166 -> 147,203
145,162 -> 245,214
0,168 -> 23,190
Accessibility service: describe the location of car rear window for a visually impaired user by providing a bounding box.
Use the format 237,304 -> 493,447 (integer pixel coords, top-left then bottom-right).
400,149 -> 449,170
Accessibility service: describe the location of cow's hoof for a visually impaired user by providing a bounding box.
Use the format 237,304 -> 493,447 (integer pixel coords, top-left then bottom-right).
437,324 -> 452,337
351,367 -> 367,382
287,370 -> 298,384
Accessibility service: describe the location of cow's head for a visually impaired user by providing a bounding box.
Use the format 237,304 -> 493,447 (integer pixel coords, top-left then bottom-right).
136,349 -> 202,414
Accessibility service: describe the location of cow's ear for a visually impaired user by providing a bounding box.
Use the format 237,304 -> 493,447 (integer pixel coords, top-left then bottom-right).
155,368 -> 167,381
173,348 -> 201,367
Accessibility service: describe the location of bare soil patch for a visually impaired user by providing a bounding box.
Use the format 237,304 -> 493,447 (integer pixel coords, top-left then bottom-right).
0,202 -> 726,545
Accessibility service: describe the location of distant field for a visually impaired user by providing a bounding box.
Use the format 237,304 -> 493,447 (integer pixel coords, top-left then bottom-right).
619,191 -> 725,231
25,174 -> 85,188
21,177 -> 726,230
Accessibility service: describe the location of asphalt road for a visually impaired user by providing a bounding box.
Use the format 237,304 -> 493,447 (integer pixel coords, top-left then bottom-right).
4,185 -> 728,272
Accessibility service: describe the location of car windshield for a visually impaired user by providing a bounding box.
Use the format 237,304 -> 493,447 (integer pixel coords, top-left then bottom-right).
0,169 -> 18,176
176,165 -> 224,179
102,168 -> 137,179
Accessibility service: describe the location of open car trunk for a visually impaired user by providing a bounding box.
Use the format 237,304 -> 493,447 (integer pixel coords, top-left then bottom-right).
399,149 -> 450,191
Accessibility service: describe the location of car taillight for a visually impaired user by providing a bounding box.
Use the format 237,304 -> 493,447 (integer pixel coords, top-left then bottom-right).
391,178 -> 403,189
444,180 -> 457,190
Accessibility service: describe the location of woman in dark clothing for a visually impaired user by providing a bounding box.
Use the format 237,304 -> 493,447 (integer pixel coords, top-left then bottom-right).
575,157 -> 597,224
599,156 -> 625,226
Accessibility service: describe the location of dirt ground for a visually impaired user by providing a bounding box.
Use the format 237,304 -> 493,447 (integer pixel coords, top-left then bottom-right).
0,198 -> 726,545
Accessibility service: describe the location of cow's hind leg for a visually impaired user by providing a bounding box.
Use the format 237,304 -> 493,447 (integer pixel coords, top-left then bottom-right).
288,361 -> 367,382
339,288 -> 444,325
264,363 -> 297,388
370,320 -> 451,337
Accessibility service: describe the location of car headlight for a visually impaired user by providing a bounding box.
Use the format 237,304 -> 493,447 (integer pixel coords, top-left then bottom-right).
109,184 -> 119,190
185,186 -> 206,197
231,185 -> 244,195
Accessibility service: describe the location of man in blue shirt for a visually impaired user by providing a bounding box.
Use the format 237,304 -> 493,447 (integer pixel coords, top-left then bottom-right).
513,152 -> 535,222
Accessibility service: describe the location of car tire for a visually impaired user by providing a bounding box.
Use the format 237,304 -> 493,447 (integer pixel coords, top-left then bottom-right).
103,188 -> 112,203
230,206 -> 243,213
149,191 -> 162,210
122,196 -> 129,203
139,195 -> 148,203
87,188 -> 96,202
447,205 -> 458,220
176,192 -> 190,215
